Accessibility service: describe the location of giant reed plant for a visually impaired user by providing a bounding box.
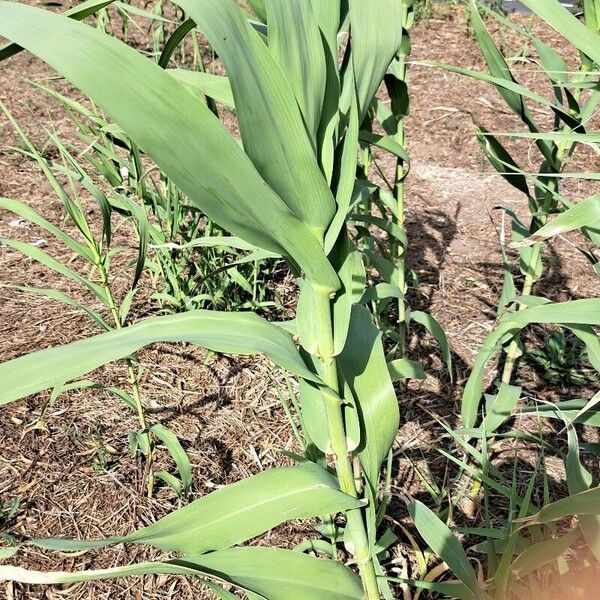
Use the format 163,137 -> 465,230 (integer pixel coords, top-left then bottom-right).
432,0 -> 600,392
414,0 -> 600,429
453,0 -> 600,429
0,0 -> 407,597
1,0 -> 600,598
469,0 -> 600,385
402,1 -> 600,597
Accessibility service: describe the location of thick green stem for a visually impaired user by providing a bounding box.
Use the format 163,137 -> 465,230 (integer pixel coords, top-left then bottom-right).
98,261 -> 154,497
394,123 -> 407,356
314,288 -> 380,600
393,5 -> 410,356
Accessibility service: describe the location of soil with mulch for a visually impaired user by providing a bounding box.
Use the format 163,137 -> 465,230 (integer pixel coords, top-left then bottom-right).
1,3 -> 599,599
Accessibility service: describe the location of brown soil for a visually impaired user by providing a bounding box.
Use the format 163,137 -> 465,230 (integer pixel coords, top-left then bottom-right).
0,3 -> 599,599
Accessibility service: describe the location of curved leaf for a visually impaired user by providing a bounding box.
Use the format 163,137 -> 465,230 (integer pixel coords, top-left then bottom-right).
510,529 -> 581,580
158,18 -> 196,68
409,501 -> 484,600
2,463 -> 353,596
481,383 -> 522,435
487,131 -> 600,144
469,0 -> 553,163
519,486 -> 600,526
167,69 -> 234,109
309,0 -> 341,56
0,309 -> 319,406
387,358 -> 425,381
150,424 -> 192,497
185,547 -> 364,600
0,238 -> 108,303
462,298 -> 600,427
515,193 -> 600,247
0,197 -> 92,261
475,129 -> 530,197
520,0 -> 600,66
0,284 -> 111,331
28,463 -> 359,556
411,310 -> 453,377
419,61 -> 580,130
339,306 -> 399,491
125,463 -> 360,553
0,548 -> 364,600
0,0 -> 115,61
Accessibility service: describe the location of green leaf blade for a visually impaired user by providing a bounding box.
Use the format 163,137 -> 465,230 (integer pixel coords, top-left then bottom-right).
0,309 -> 320,406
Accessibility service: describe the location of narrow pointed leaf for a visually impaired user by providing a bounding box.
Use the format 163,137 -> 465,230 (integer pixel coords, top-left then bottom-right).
419,61 -> 579,131
462,298 -> 600,427
158,18 -> 196,68
24,464 -> 359,556
520,0 -> 600,66
266,0 -> 327,141
481,383 -> 522,435
484,131 -> 600,144
332,236 -> 365,356
247,0 -> 266,22
309,0 -> 341,55
519,486 -> 600,526
510,529 -> 581,579
0,0 -> 116,61
0,196 -> 93,262
0,548 -> 363,600
470,0 -> 553,162
167,69 -> 234,109
533,37 -> 569,84
128,464 -> 360,553
1,238 -> 108,303
0,310 -> 320,406
348,0 -> 402,120
325,93 -> 359,252
339,306 -> 399,489
0,284 -> 111,331
411,310 -> 453,377
515,194 -> 600,247
409,501 -> 483,599
475,129 -> 530,197
150,424 -> 192,496
385,577 -> 477,600
185,548 -> 364,600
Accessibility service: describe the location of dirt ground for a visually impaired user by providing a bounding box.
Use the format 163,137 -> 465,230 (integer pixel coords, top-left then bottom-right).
1,3 -> 599,599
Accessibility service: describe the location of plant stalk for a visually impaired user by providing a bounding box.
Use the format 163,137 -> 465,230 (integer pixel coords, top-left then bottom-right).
394,123 -> 407,356
98,259 -> 154,497
500,239 -> 542,384
393,2 -> 411,357
314,288 -> 381,600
